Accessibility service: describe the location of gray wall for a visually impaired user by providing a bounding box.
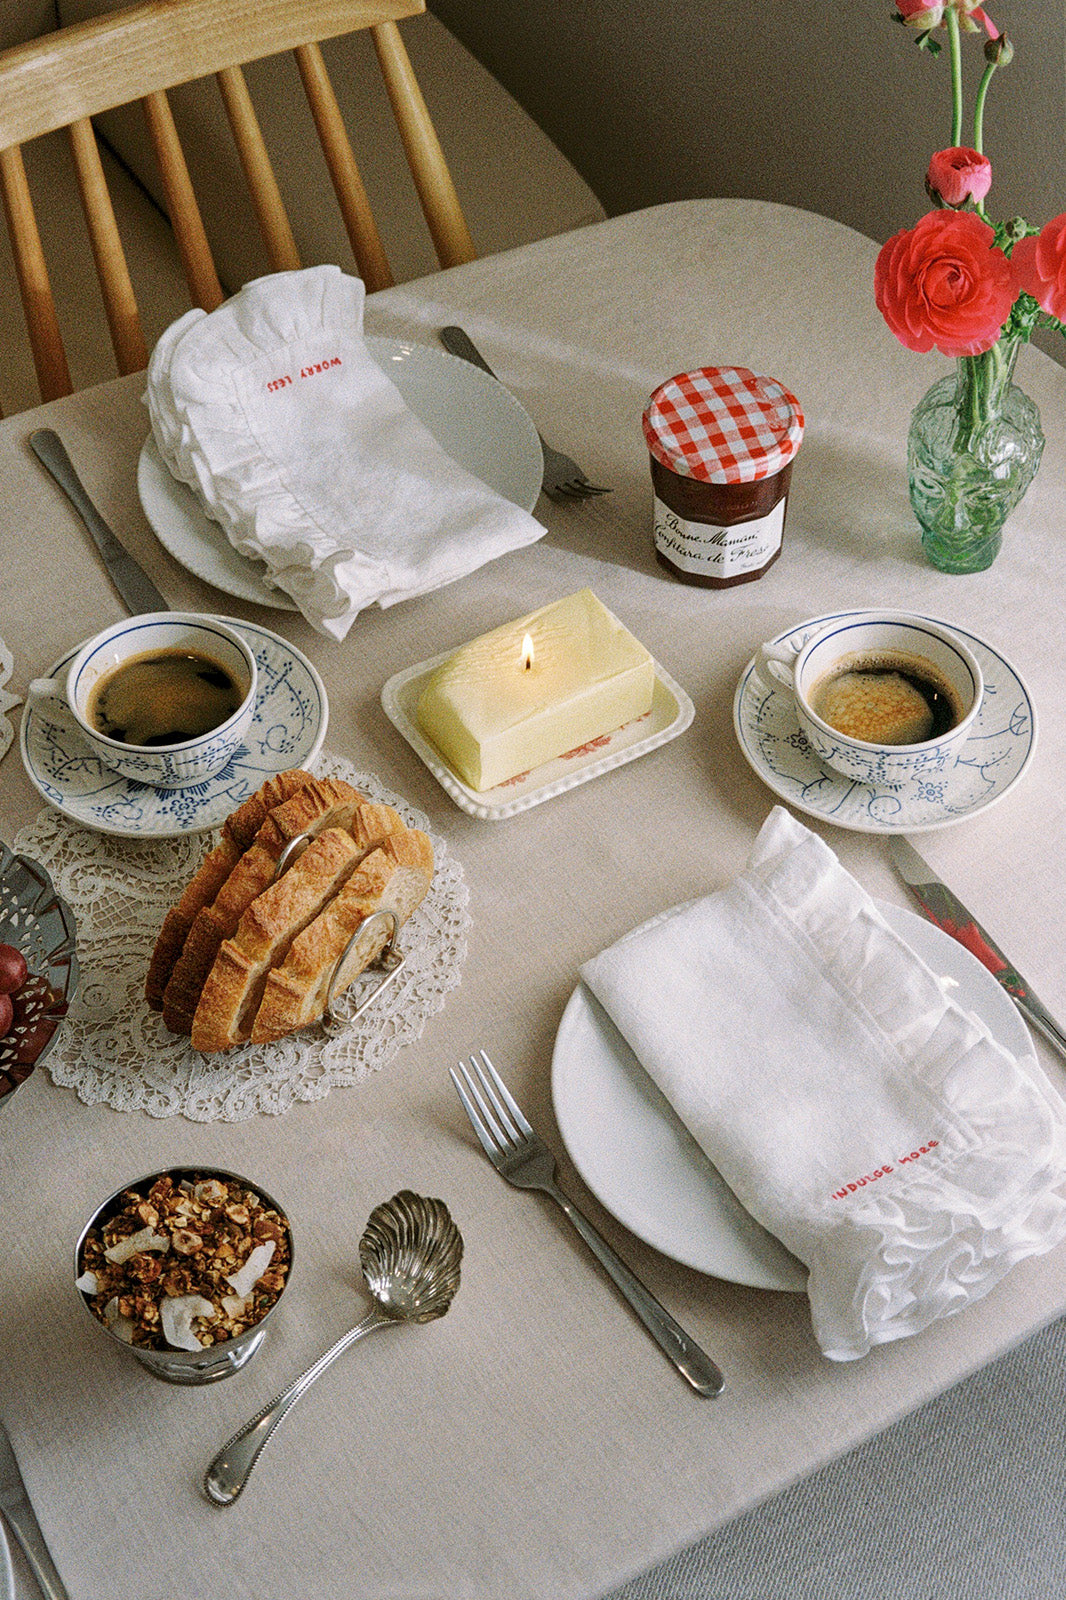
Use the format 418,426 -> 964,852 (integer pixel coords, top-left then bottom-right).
430,0 -> 1066,249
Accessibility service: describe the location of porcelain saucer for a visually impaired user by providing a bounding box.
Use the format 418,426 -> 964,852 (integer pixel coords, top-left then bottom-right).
733,610 -> 1036,833
20,617 -> 327,838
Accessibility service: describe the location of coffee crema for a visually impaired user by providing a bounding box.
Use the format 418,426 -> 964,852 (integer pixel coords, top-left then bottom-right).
809,650 -> 964,746
87,647 -> 245,747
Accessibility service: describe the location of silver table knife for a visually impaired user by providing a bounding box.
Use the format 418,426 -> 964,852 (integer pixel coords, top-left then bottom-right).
29,429 -> 167,615
0,1424 -> 70,1600
889,836 -> 1066,1065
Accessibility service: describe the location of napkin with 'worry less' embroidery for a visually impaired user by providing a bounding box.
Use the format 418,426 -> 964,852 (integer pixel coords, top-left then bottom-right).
145,266 -> 545,639
580,807 -> 1066,1359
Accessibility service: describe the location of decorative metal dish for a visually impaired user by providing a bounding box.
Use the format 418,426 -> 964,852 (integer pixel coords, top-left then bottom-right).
0,840 -> 78,1105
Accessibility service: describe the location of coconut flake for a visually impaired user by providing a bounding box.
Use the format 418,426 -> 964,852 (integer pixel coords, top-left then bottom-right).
102,1297 -> 135,1343
225,1240 -> 275,1299
220,1293 -> 250,1319
104,1227 -> 170,1264
160,1294 -> 216,1351
75,1270 -> 99,1294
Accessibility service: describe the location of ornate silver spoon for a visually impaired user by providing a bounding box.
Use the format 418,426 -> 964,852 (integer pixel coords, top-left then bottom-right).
203,1190 -> 462,1505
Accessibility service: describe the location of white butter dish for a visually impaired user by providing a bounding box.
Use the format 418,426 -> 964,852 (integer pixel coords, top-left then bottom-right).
382,653 -> 693,820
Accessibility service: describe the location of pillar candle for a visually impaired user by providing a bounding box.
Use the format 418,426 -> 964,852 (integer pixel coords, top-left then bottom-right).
416,589 -> 655,790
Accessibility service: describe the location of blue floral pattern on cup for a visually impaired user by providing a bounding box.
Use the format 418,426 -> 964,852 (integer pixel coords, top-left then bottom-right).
733,611 -> 1036,834
20,618 -> 327,838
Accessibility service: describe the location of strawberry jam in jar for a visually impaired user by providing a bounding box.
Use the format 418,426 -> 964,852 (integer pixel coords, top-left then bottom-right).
643,367 -> 804,588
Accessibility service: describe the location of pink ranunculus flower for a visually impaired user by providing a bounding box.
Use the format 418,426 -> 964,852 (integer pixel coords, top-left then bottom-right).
894,1 -> 998,35
927,147 -> 993,207
1012,214 -> 1066,320
874,209 -> 1019,357
896,0 -> 946,25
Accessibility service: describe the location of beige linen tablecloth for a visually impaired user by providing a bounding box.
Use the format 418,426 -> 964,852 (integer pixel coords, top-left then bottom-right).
1,200 -> 1065,1600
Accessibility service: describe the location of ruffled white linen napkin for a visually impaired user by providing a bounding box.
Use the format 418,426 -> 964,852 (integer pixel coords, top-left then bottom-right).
145,267 -> 544,639
580,807 -> 1066,1360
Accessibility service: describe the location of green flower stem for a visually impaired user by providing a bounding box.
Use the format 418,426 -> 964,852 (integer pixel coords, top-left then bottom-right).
956,334 -> 1020,447
947,8 -> 964,147
973,59 -> 997,152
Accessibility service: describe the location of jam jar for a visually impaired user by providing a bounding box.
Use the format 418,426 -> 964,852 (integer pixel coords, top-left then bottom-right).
643,366 -> 804,588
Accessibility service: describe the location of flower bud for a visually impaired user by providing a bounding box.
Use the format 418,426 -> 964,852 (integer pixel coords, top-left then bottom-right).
926,147 -> 993,208
985,31 -> 1013,64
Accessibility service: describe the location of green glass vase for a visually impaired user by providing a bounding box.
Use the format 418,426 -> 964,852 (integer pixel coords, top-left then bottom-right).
907,335 -> 1044,573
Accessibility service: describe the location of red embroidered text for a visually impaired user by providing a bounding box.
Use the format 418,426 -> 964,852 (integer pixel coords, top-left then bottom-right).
830,1140 -> 939,1201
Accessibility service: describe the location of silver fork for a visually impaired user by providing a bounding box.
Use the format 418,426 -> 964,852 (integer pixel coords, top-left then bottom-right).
450,1050 -> 724,1396
439,326 -> 612,502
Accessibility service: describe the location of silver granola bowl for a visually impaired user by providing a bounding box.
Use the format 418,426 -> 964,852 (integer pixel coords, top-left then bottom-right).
75,1166 -> 294,1385
0,840 -> 78,1108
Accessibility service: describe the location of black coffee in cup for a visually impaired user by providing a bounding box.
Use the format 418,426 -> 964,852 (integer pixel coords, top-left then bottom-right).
87,647 -> 245,746
809,650 -> 965,746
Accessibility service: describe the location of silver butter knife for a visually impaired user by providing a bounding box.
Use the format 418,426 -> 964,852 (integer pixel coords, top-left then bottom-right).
29,429 -> 167,615
0,1424 -> 70,1600
889,836 -> 1066,1065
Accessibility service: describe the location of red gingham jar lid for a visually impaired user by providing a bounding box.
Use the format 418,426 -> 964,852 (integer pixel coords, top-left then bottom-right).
643,366 -> 804,485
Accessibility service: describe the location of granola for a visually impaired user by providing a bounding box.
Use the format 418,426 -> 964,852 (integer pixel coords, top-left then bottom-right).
77,1171 -> 291,1351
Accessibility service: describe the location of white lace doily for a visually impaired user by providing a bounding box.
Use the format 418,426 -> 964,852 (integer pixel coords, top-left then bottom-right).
13,753 -> 469,1120
0,632 -> 20,763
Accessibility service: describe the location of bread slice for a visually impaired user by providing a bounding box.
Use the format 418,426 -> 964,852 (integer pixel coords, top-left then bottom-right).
251,829 -> 434,1043
145,769 -> 317,1010
190,827 -> 364,1053
160,775 -> 365,1034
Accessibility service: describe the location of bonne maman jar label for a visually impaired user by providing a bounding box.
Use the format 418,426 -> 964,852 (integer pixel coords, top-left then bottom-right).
653,495 -> 786,578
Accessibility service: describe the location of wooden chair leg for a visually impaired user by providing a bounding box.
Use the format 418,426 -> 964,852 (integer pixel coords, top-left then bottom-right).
0,144 -> 73,402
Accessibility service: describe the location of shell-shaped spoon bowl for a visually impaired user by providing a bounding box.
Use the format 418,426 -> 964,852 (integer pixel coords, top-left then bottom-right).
203,1190 -> 462,1505
360,1189 -> 463,1323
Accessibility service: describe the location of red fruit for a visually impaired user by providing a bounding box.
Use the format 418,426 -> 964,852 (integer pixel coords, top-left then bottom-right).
0,992 -> 12,1036
0,943 -> 27,995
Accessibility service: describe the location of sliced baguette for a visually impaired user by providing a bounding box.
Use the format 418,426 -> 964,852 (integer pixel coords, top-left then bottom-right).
160,775 -> 365,1034
145,768 -> 317,1010
251,829 -> 434,1044
191,827 -> 364,1053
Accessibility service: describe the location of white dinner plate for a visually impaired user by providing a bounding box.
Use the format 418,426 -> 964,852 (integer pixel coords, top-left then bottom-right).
137,336 -> 544,609
20,617 -> 327,838
381,654 -> 694,820
733,611 -> 1036,833
551,901 -> 1036,1292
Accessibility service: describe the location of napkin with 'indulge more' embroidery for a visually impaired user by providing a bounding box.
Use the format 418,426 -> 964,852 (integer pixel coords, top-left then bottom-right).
580,807 -> 1066,1360
145,266 -> 544,639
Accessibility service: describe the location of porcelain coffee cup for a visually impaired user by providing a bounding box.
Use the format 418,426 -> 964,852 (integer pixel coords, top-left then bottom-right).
27,612 -> 256,788
753,611 -> 983,784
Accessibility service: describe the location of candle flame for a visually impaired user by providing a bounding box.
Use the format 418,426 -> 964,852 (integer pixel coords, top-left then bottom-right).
521,632 -> 534,671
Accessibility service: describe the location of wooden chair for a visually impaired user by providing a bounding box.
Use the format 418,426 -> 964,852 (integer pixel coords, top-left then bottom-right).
0,0 -> 477,410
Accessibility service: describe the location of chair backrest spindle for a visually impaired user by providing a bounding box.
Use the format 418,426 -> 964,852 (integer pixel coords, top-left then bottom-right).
68,115 -> 149,375
371,21 -> 475,270
215,63 -> 301,274
294,41 -> 394,293
0,143 -> 73,402
141,89 -> 224,312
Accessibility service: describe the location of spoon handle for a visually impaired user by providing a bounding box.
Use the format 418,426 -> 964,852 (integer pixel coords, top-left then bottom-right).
203,1308 -> 389,1505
